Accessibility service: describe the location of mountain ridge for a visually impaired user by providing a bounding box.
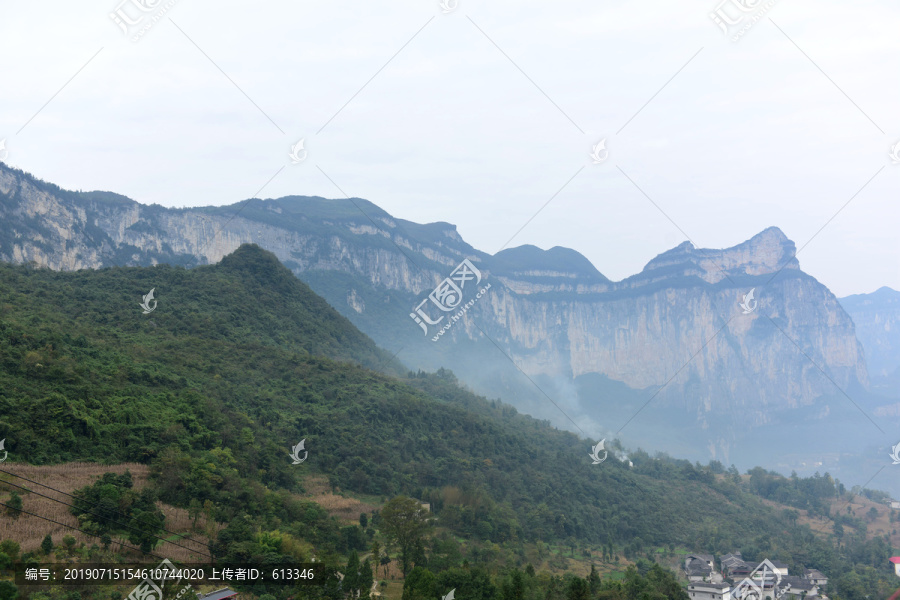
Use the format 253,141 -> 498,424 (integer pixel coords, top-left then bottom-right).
0,162 -> 880,470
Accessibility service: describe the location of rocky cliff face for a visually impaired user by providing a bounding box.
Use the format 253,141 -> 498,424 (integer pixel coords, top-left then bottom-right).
840,286 -> 900,393
482,229 -> 869,425
0,163 -> 870,430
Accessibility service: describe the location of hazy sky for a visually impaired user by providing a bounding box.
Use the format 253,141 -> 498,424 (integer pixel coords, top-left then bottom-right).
1,0 -> 898,297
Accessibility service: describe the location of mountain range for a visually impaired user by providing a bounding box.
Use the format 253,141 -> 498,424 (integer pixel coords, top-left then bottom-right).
3,241 -> 898,599
1,162 -> 897,492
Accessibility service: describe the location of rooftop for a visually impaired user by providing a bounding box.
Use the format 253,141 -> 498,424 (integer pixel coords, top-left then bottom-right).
196,590 -> 237,600
688,582 -> 730,590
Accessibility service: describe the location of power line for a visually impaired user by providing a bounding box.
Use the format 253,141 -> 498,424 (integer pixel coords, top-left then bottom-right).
0,468 -> 212,558
0,477 -> 211,560
0,467 -> 211,549
0,500 -> 165,561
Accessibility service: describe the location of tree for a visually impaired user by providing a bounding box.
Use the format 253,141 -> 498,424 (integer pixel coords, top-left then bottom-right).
402,567 -> 437,600
0,581 -> 17,600
566,577 -> 590,600
360,513 -> 368,528
646,563 -> 688,599
502,569 -> 525,600
834,521 -> 844,543
623,566 -> 646,600
0,540 -> 20,561
188,498 -> 203,530
359,558 -> 374,600
345,550 -> 361,598
783,509 -> 800,527
41,534 -> 54,555
62,535 -> 76,556
127,506 -> 165,555
588,564 -> 601,597
5,492 -> 22,520
379,496 -> 431,577
437,567 -> 498,600
100,534 -> 112,551
371,540 -> 381,564
412,539 -> 427,569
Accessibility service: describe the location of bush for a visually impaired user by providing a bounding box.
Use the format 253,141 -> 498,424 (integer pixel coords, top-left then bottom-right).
0,582 -> 17,600
41,534 -> 53,555
4,492 -> 22,519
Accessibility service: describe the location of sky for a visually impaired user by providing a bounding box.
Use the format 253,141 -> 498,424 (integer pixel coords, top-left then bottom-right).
1,0 -> 898,297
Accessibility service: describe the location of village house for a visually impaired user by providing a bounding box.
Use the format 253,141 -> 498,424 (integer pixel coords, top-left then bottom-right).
777,576 -> 820,599
687,581 -> 731,600
724,560 -> 752,580
687,554 -> 716,570
719,552 -> 743,574
803,568 -> 828,586
688,552 -> 830,600
768,560 -> 789,577
685,554 -> 715,581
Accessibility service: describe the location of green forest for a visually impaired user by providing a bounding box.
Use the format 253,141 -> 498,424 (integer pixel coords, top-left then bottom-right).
0,244 -> 897,599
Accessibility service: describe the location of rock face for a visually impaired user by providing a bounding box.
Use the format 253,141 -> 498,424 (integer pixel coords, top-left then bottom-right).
482,229 -> 868,427
840,287 -> 900,382
0,163 -> 870,430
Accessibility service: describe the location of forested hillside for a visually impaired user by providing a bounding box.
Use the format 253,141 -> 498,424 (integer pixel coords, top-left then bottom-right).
0,245 -> 896,599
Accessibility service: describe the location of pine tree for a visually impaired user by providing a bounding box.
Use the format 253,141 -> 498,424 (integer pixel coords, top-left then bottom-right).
345,550 -> 361,598
41,534 -> 53,555
359,558 -> 374,600
566,577 -> 590,600
588,564 -> 601,597
502,569 -> 525,600
371,540 -> 381,567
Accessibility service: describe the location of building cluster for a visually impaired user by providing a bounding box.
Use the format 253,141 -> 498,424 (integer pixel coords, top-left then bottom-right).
684,553 -> 828,600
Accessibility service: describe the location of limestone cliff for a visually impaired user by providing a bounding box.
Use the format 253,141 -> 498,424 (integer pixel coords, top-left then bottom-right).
0,163 -> 869,428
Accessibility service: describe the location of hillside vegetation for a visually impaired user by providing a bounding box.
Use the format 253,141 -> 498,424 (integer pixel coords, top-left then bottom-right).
0,244 -> 896,599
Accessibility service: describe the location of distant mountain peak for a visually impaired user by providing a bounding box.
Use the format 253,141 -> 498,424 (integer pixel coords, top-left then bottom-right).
640,227 -> 798,283
491,244 -> 609,282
